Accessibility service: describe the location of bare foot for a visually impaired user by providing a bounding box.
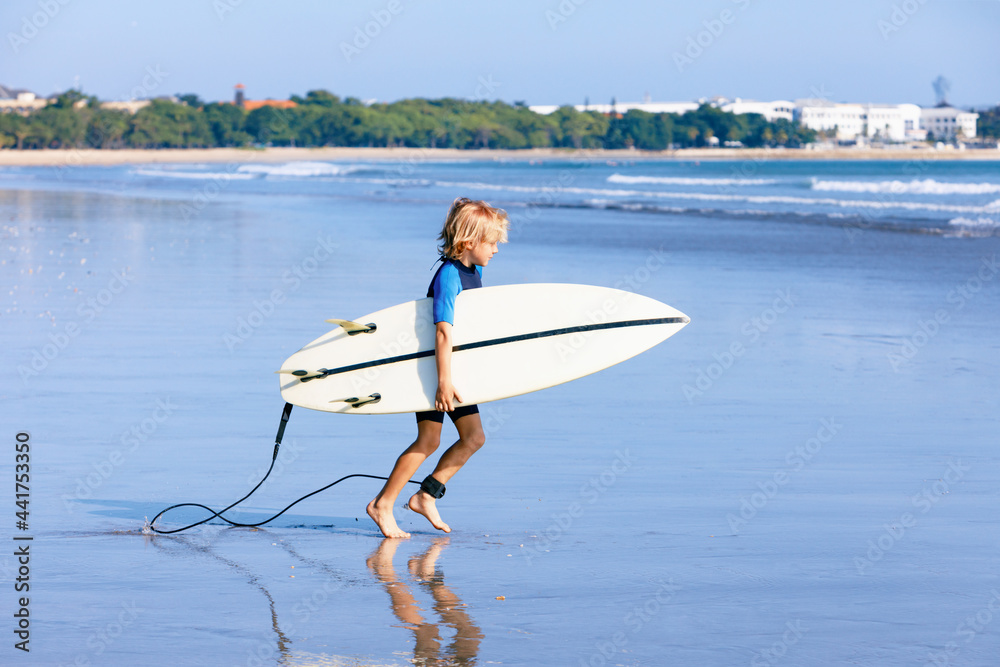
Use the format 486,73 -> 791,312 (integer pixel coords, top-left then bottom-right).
367,497 -> 410,539
405,491 -> 451,533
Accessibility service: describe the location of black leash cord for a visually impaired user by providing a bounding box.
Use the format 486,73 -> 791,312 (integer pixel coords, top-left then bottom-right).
147,403 -> 419,534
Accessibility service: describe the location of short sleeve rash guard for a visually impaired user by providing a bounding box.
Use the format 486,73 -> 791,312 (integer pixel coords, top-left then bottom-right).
428,259 -> 483,325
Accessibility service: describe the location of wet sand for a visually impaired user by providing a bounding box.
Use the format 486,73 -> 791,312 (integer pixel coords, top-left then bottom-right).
4,163 -> 998,665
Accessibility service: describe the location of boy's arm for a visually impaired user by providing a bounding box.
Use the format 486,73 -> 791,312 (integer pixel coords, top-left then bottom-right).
435,321 -> 463,412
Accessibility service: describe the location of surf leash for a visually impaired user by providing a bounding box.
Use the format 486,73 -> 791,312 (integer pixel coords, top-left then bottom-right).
146,402 -> 420,534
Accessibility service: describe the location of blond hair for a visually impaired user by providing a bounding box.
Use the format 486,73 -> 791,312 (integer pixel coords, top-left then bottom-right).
437,197 -> 509,259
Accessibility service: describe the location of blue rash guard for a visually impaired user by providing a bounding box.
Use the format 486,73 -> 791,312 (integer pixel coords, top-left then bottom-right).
427,258 -> 483,325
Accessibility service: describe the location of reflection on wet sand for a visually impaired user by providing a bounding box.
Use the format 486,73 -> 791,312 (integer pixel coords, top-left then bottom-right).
367,538 -> 483,666
150,533 -> 292,663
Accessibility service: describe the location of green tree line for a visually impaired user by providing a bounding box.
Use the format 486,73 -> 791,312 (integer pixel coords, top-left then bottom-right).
0,88 -> 821,151
973,106 -> 1000,140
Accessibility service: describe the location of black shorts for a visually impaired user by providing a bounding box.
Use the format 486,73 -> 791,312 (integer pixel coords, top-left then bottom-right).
415,404 -> 480,424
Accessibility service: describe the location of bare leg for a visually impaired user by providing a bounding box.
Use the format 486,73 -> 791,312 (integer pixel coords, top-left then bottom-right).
367,419 -> 442,539
406,412 -> 486,533
429,412 -> 487,484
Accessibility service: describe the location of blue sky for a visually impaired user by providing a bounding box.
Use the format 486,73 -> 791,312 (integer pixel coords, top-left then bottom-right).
2,0 -> 998,108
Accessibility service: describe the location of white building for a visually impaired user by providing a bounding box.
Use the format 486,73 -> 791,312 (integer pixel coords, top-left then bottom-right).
860,103 -> 923,141
920,106 -> 979,140
719,98 -> 795,123
100,100 -> 152,114
895,103 -> 924,141
0,90 -> 48,114
795,101 -> 926,142
795,101 -> 865,140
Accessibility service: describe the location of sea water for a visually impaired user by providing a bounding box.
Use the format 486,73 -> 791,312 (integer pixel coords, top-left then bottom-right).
2,157 -> 999,665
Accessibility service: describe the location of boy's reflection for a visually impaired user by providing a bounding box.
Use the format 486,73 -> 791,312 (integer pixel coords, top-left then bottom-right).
366,538 -> 482,665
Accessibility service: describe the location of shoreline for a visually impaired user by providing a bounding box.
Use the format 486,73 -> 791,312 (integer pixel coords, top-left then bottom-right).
0,145 -> 998,167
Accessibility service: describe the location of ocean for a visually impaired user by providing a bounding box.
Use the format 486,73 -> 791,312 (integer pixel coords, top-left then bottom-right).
3,156 -> 999,665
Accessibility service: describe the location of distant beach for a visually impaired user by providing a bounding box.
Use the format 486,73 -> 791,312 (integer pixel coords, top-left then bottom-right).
0,145 -> 998,167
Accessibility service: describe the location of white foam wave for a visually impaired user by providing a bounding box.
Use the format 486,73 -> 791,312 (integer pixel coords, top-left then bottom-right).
948,217 -> 1000,227
426,179 -> 995,215
608,173 -> 778,186
236,162 -> 371,178
134,168 -> 256,180
811,178 -> 1000,195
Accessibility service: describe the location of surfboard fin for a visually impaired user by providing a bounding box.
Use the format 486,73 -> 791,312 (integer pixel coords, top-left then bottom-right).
275,368 -> 329,382
330,393 -> 381,408
325,319 -> 377,336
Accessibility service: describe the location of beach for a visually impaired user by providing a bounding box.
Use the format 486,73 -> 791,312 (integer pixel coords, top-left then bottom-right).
3,158 -> 999,665
0,144 -> 999,167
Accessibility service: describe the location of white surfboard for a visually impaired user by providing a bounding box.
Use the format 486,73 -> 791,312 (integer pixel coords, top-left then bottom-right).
278,283 -> 689,414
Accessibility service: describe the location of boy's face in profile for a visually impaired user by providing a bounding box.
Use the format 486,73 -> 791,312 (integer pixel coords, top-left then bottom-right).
463,239 -> 499,267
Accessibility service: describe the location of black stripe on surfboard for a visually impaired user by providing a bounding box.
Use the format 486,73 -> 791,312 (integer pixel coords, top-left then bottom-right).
293,316 -> 688,381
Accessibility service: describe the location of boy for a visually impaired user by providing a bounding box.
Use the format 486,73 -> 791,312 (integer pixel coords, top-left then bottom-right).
367,198 -> 510,539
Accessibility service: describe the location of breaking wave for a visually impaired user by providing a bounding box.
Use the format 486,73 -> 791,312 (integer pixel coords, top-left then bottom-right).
422,179 -> 998,215
545,199 -> 998,237
948,216 -> 1000,227
810,178 -> 1000,195
236,162 -> 375,178
132,162 -> 380,180
133,168 -> 256,180
607,173 -> 778,186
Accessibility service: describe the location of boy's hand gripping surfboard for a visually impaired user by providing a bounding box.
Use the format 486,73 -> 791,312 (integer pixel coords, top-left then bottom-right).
278,283 -> 689,414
